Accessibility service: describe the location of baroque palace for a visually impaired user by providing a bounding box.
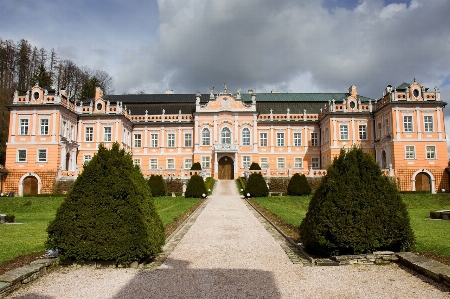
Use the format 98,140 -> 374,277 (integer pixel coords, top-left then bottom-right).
1,80 -> 448,195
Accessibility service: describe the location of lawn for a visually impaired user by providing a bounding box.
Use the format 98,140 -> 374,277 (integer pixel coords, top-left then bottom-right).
0,196 -> 201,265
252,193 -> 450,258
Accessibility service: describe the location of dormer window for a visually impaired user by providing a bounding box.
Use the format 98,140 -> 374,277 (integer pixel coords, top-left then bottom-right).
33,92 -> 39,100
413,89 -> 420,98
349,101 -> 356,109
96,103 -> 103,111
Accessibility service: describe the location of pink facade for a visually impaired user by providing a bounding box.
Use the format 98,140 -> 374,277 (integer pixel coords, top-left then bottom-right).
2,80 -> 448,195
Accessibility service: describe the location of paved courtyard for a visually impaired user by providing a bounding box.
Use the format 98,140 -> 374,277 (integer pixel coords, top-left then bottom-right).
9,180 -> 450,298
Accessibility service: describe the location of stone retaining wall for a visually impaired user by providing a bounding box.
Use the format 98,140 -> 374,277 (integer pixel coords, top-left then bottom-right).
0,258 -> 56,298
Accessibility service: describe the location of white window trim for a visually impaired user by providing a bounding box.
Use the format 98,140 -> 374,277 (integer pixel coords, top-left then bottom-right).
277,157 -> 286,169
166,158 -> 175,170
39,118 -> 49,135
184,133 -> 192,147
19,118 -> 29,135
260,132 -> 268,147
37,148 -> 47,162
149,158 -> 159,170
201,156 -> 211,169
311,157 -> 320,169
294,157 -> 303,169
184,158 -> 192,169
293,132 -> 302,147
134,133 -> 142,148
423,115 -> 434,133
403,115 -> 414,133
85,127 -> 94,142
17,149 -> 27,162
260,157 -> 269,169
405,145 -> 416,160
242,156 -> 251,168
241,128 -> 251,146
425,145 -> 437,160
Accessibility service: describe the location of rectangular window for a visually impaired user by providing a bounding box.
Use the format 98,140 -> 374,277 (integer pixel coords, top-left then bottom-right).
20,119 -> 29,135
17,149 -> 27,162
277,157 -> 285,169
184,133 -> 192,147
260,158 -> 268,169
103,127 -> 112,142
201,156 -> 211,169
242,156 -> 251,169
311,157 -> 320,169
260,132 -> 268,147
184,158 -> 192,169
149,158 -> 158,170
85,127 -> 93,142
150,133 -> 158,148
311,133 -> 319,146
405,146 -> 415,159
134,134 -> 142,148
277,132 -> 284,147
167,133 -> 175,147
37,149 -> 47,162
201,129 -> 210,146
385,119 -> 390,135
340,125 -> 348,140
294,158 -> 303,169
242,129 -> 251,146
426,145 -> 436,159
359,125 -> 367,140
39,119 -> 49,135
403,116 -> 413,132
167,158 -> 175,169
378,122 -> 382,138
133,159 -> 141,168
83,154 -> 92,163
62,121 -> 67,138
424,116 -> 433,132
294,133 -> 302,147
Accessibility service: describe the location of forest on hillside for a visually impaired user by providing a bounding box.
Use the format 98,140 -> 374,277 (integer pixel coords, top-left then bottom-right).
0,38 -> 114,166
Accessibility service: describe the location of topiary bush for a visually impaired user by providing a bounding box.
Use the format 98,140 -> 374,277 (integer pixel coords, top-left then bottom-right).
299,147 -> 415,256
46,142 -> 165,265
190,162 -> 202,171
287,173 -> 311,196
185,174 -> 207,198
249,162 -> 261,170
244,172 -> 269,197
147,175 -> 168,197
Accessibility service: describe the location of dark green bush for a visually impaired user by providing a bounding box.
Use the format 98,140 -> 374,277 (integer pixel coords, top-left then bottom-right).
268,178 -> 289,192
5,214 -> 15,223
185,174 -> 207,198
287,173 -> 311,196
205,177 -> 216,195
190,162 -> 202,170
46,142 -> 165,265
244,173 -> 269,197
299,147 -> 415,256
148,175 -> 167,197
429,211 -> 442,219
249,162 -> 261,170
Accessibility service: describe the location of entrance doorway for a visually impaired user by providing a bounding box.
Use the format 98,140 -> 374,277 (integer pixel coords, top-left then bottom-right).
218,156 -> 234,180
23,176 -> 38,195
415,172 -> 431,192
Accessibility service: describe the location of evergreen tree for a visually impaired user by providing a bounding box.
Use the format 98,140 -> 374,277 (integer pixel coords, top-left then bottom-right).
287,173 -> 311,196
190,162 -> 202,171
185,174 -> 207,198
244,172 -> 269,197
31,64 -> 53,88
79,76 -> 102,101
249,162 -> 261,170
299,147 -> 414,256
148,174 -> 168,197
46,142 -> 165,265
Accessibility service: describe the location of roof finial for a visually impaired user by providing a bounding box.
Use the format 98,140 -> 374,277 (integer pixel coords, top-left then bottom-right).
413,77 -> 417,83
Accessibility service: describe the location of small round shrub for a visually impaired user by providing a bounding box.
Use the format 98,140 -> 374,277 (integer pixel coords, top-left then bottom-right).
46,142 -> 165,265
249,162 -> 261,170
190,162 -> 202,171
185,174 -> 207,198
287,173 -> 311,196
5,214 -> 15,223
299,147 -> 415,256
244,173 -> 268,197
148,175 -> 168,197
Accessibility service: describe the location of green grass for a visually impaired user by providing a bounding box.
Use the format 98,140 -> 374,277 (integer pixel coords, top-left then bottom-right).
152,196 -> 201,226
0,196 -> 201,264
252,193 -> 450,257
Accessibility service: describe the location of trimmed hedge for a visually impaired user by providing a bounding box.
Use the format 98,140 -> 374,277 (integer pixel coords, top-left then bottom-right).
249,162 -> 261,170
287,173 -> 311,196
46,142 -> 165,265
185,174 -> 207,198
190,162 -> 202,170
244,173 -> 269,197
148,175 -> 168,197
300,147 -> 415,256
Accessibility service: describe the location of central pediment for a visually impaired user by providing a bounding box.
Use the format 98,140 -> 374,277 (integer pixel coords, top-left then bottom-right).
197,95 -> 255,112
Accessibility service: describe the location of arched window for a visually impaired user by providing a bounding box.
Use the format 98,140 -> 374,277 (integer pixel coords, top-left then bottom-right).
242,128 -> 250,145
201,128 -> 210,145
221,127 -> 231,144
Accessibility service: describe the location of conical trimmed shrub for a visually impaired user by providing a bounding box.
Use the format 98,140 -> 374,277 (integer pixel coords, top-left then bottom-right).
287,173 -> 311,196
299,147 -> 414,256
46,143 -> 165,265
249,162 -> 261,170
148,174 -> 168,197
244,172 -> 268,197
185,174 -> 207,198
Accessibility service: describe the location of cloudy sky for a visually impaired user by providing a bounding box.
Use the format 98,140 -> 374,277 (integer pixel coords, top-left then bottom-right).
0,0 -> 449,112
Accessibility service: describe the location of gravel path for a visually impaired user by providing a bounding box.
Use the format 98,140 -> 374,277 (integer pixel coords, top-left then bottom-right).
9,180 -> 450,298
